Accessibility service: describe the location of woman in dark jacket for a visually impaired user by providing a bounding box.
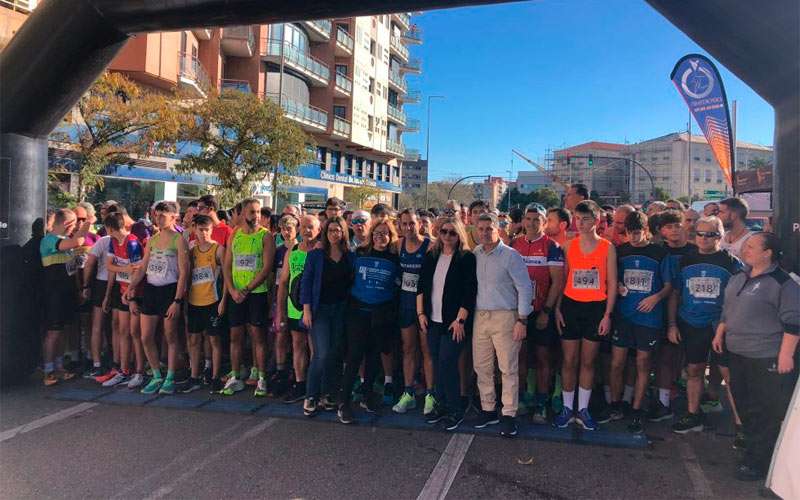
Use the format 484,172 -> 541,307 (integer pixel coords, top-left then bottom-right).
417,216 -> 477,430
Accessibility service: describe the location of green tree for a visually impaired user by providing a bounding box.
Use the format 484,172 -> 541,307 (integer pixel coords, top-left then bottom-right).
178,90 -> 313,209
346,185 -> 382,209
400,180 -> 475,209
746,157 -> 772,171
653,186 -> 671,201
49,72 -> 189,202
530,187 -> 561,209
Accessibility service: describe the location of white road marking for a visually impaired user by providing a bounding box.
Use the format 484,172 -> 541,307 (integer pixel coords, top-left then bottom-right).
417,433 -> 474,500
679,441 -> 714,499
0,402 -> 98,443
143,418 -> 277,500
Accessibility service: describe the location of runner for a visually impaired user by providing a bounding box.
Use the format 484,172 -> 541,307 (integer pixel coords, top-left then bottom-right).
668,215 -> 741,433
511,204 -> 565,425
40,209 -> 91,386
605,211 -> 673,434
349,210 -> 371,248
604,204 -> 634,247
325,197 -> 346,220
300,216 -> 353,416
196,195 -> 234,247
417,209 -> 435,239
465,200 -> 488,249
392,209 -> 435,415
80,224 -> 111,378
104,212 -> 146,389
270,214 -> 299,396
71,203 -> 101,373
684,209 -> 700,241
544,207 -> 570,247
221,198 -> 275,397
564,184 -> 589,240
275,214 -> 319,402
184,215 -> 226,393
554,200 -> 617,430
718,197 -> 753,260
471,213 -> 533,437
337,219 -> 400,424
127,201 -> 189,395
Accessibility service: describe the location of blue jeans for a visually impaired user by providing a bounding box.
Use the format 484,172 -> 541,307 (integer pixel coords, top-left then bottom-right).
426,321 -> 466,414
307,301 -> 346,399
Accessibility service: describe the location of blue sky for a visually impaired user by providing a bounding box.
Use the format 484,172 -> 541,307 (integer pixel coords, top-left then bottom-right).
402,0 -> 775,181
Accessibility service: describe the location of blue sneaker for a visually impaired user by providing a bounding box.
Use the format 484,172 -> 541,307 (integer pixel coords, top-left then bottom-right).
553,407 -> 574,428
576,408 -> 598,431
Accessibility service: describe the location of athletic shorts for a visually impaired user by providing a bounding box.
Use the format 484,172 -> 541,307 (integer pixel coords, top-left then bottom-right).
90,279 -> 107,309
43,279 -> 77,330
188,303 -> 222,335
111,283 -> 129,312
398,305 -> 418,329
527,310 -> 558,347
612,317 -> 663,353
227,292 -> 268,328
678,318 -> 729,367
287,317 -> 307,333
141,282 -> 178,317
559,296 -> 607,342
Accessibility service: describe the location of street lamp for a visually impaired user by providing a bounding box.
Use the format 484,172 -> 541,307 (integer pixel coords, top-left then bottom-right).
424,94 -> 445,207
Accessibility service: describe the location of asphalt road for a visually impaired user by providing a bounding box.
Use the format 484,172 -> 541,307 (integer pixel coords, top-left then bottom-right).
0,377 -> 770,500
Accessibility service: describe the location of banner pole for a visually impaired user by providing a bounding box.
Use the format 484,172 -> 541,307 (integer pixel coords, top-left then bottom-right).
731,100 -> 737,196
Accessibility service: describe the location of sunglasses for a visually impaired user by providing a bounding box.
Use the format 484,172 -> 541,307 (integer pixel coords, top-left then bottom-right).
76,217 -> 87,223
352,218 -> 368,225
440,229 -> 458,237
696,231 -> 721,238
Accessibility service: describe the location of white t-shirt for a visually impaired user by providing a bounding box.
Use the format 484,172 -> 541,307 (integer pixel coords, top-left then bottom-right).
90,236 -> 112,281
431,253 -> 452,323
721,230 -> 753,260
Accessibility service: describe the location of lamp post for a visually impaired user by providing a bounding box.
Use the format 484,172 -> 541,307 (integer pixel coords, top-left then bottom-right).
424,94 -> 445,207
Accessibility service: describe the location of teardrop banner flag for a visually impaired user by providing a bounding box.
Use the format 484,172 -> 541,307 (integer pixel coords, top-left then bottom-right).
670,54 -> 736,188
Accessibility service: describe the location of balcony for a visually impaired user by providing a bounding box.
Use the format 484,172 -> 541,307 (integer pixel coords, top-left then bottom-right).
335,28 -> 354,57
392,12 -> 411,30
263,93 -> 328,132
389,36 -> 409,62
334,73 -> 352,98
402,28 -> 423,45
388,69 -> 407,94
403,118 -> 420,133
387,104 -> 407,125
332,116 -> 351,139
400,57 -> 421,75
261,39 -> 330,87
404,148 -> 420,161
222,26 -> 255,57
0,0 -> 32,12
386,139 -> 405,157
220,79 -> 252,93
399,89 -> 420,104
191,28 -> 213,41
303,20 -> 332,42
178,52 -> 211,98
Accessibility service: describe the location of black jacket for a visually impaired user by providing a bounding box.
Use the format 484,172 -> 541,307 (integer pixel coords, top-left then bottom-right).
418,250 -> 477,329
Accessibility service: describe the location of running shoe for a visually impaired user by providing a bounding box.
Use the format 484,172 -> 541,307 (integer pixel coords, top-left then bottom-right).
320,394 -> 337,412
392,392 -> 417,414
221,376 -> 245,396
553,407 -> 574,428
127,373 -> 145,390
628,410 -> 644,434
173,370 -> 190,386
283,382 -> 305,403
382,382 -> 395,406
268,372 -> 289,397
84,366 -> 104,379
647,401 -> 674,422
95,368 -> 118,384
254,378 -> 267,397
245,367 -> 259,387
102,371 -> 129,388
531,404 -> 548,425
352,379 -> 367,403
158,378 -> 176,395
141,377 -> 163,395
473,410 -> 500,429
338,404 -> 354,424
202,366 -> 212,385
55,369 -> 76,381
700,398 -> 723,414
180,377 -> 202,394
209,378 -> 223,394
43,372 -> 58,386
423,393 -> 436,416
426,406 -> 447,424
443,413 -> 465,432
360,394 -> 380,413
733,426 -> 747,450
576,408 -> 598,431
303,397 -> 318,417
596,402 -> 624,424
672,412 -> 704,434
500,416 -> 518,438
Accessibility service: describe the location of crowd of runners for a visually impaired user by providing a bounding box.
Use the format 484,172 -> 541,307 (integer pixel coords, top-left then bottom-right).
29,183 -> 798,482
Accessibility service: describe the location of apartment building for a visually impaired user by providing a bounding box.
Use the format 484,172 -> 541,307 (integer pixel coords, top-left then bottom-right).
473,176 -> 508,209
401,157 -> 427,191
550,142 -> 629,205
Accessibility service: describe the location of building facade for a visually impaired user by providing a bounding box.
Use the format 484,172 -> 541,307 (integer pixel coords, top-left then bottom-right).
515,170 -> 552,194
550,142 -> 629,205
473,176 -> 507,209
401,158 -> 427,191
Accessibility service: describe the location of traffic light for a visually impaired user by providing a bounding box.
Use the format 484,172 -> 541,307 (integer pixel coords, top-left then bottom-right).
588,154 -> 594,167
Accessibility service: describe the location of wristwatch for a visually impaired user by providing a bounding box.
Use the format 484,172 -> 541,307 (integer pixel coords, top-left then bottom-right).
457,318 -> 465,325
173,297 -> 184,305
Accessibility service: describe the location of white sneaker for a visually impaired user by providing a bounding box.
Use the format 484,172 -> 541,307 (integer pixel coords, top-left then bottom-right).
102,371 -> 128,387
222,377 -> 245,395
127,373 -> 145,390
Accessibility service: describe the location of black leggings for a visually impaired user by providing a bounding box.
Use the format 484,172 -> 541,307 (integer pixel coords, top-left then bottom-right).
339,304 -> 392,406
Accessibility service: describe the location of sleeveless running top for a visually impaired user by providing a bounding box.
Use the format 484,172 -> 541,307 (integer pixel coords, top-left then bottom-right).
399,237 -> 430,310
189,242 -> 220,306
146,232 -> 180,286
564,237 -> 610,302
111,233 -> 144,294
287,248 -> 308,320
231,227 -> 268,293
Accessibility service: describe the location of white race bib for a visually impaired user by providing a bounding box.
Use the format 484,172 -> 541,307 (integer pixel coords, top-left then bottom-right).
688,277 -> 720,299
115,257 -> 131,283
147,254 -> 169,279
234,254 -> 257,272
624,269 -> 654,293
192,266 -> 214,285
401,272 -> 419,293
572,269 -> 599,289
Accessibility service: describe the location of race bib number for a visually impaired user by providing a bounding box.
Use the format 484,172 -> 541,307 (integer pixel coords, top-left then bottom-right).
65,258 -> 78,276
75,253 -> 88,270
401,272 -> 419,293
624,269 -> 654,293
115,257 -> 131,283
572,269 -> 599,289
192,266 -> 214,285
234,254 -> 257,272
147,255 -> 168,279
688,277 -> 720,299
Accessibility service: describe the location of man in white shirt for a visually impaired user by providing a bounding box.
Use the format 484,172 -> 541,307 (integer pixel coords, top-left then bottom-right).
719,197 -> 753,259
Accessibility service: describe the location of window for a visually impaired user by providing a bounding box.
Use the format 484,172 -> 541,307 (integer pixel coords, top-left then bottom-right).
705,169 -> 712,182
335,64 -> 348,76
315,147 -> 326,166
705,157 -> 712,162
345,154 -> 354,175
368,115 -> 374,131
356,158 -> 364,177
331,150 -> 341,173
370,39 -> 376,56
694,156 -> 701,161
333,105 -> 346,119
368,77 -> 375,93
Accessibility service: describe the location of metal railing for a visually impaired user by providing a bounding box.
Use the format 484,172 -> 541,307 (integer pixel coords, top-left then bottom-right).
262,93 -> 328,129
333,116 -> 351,137
178,51 -> 211,92
404,118 -> 420,132
386,139 -> 405,156
394,12 -> 411,28
222,26 -> 255,53
336,28 -> 354,52
389,36 -> 409,60
261,39 -> 330,83
306,19 -> 332,37
402,57 -> 421,73
220,79 -> 251,93
387,104 -> 407,124
400,89 -> 421,103
388,69 -> 407,93
404,148 -> 420,161
0,0 -> 32,12
402,28 -> 423,44
335,73 -> 352,94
